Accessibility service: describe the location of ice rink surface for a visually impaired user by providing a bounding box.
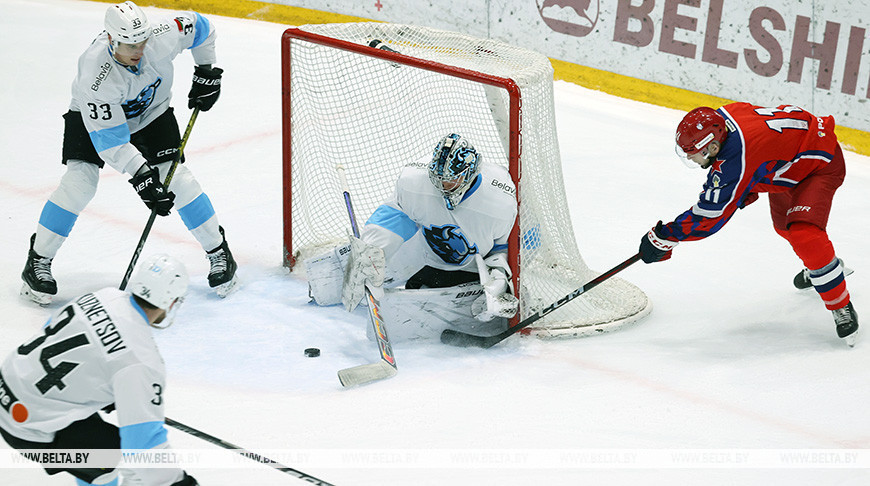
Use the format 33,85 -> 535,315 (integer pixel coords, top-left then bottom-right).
1,1 -> 869,484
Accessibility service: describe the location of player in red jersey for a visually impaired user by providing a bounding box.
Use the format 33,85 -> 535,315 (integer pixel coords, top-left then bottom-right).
638,103 -> 858,346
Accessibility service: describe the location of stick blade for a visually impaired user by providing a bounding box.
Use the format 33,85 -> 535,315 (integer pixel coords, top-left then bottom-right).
338,361 -> 397,387
439,328 -> 501,348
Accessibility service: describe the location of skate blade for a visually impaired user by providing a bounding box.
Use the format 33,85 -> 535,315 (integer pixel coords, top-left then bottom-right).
20,283 -> 52,306
215,275 -> 239,298
844,326 -> 859,348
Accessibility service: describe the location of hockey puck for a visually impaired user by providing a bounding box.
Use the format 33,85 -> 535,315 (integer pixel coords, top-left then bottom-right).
304,348 -> 320,358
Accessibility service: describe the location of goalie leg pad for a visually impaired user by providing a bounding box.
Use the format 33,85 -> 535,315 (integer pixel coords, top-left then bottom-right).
374,283 -> 508,341
305,243 -> 351,306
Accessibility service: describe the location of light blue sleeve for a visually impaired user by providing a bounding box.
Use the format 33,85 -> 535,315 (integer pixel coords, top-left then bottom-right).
366,204 -> 418,241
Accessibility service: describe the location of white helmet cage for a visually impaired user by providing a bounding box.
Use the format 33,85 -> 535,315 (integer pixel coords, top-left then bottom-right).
129,254 -> 190,310
428,133 -> 481,210
105,1 -> 151,48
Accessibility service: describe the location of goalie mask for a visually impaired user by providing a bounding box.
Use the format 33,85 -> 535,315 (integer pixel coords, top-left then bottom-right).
428,133 -> 481,210
105,1 -> 151,50
129,254 -> 189,328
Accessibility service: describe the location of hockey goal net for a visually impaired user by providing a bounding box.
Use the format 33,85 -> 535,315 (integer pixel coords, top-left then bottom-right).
281,23 -> 651,337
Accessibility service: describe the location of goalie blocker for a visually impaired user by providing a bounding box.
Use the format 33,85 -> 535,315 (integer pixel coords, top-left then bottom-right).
305,244 -> 513,341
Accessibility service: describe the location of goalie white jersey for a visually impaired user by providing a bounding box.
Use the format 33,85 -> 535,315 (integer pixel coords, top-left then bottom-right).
361,160 -> 518,271
70,10 -> 216,175
0,288 -> 183,481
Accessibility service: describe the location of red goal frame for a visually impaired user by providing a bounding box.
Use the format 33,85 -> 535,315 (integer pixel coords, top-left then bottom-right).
280,27 -> 523,293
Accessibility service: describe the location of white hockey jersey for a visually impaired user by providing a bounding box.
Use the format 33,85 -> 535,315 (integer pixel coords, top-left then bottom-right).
0,288 -> 184,484
70,11 -> 216,176
361,160 -> 518,272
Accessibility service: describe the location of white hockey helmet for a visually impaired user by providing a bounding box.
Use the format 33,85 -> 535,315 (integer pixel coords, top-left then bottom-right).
428,133 -> 481,210
129,254 -> 189,310
105,1 -> 151,47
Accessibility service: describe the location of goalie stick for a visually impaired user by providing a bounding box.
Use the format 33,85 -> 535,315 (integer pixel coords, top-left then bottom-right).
120,108 -> 200,291
164,417 -> 336,485
440,253 -> 642,348
335,165 -> 398,387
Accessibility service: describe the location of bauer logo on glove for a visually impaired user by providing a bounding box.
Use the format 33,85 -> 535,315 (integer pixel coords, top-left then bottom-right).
128,165 -> 176,216
188,65 -> 223,111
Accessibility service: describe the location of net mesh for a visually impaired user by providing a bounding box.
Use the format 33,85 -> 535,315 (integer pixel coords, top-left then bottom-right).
284,23 -> 650,336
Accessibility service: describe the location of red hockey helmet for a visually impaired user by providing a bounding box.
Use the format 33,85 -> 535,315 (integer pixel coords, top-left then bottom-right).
675,107 -> 727,158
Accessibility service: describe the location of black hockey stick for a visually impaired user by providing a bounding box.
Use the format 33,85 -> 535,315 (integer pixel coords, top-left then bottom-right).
440,253 -> 642,348
120,108 -> 200,290
164,417 -> 336,485
335,165 -> 398,387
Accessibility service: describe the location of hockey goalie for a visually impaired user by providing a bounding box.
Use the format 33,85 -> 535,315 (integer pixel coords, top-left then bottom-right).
305,133 -> 519,341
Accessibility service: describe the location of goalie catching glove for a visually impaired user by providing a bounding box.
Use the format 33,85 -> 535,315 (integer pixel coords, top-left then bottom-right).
341,235 -> 386,312
471,252 -> 518,322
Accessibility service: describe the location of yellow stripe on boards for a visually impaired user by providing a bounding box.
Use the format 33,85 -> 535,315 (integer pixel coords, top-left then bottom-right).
87,0 -> 870,155
88,0 -> 368,24
551,58 -> 870,156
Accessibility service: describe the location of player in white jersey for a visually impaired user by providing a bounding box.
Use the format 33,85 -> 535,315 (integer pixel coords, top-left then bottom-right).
1,254 -> 197,486
308,134 -> 519,335
21,1 -> 238,306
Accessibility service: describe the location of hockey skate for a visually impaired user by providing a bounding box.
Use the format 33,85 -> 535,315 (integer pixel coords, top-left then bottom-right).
206,226 -> 238,298
833,302 -> 859,347
21,234 -> 57,306
793,259 -> 854,289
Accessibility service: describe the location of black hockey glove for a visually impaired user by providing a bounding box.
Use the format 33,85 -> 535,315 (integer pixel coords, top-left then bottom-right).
639,221 -> 679,263
188,65 -> 223,111
129,165 -> 175,216
170,472 -> 199,486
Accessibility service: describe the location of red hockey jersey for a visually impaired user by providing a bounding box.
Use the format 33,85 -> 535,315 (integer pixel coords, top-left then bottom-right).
659,103 -> 839,241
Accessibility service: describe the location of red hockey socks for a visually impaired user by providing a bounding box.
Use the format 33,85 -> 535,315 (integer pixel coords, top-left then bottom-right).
776,222 -> 850,310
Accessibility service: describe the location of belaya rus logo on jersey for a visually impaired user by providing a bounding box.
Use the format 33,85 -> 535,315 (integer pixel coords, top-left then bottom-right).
123,78 -> 162,118
423,224 -> 478,265
536,0 -> 599,38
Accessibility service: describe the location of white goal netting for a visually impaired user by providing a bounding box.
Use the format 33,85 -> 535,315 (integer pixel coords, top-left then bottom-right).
282,23 -> 650,336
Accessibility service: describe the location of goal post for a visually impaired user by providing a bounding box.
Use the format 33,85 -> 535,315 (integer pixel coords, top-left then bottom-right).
281,26 -> 522,271
281,23 -> 651,337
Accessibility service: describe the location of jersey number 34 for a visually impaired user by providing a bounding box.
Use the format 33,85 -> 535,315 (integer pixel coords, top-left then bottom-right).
18,306 -> 89,395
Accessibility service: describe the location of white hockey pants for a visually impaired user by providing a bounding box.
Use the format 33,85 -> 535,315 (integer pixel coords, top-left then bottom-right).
34,160 -> 223,258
